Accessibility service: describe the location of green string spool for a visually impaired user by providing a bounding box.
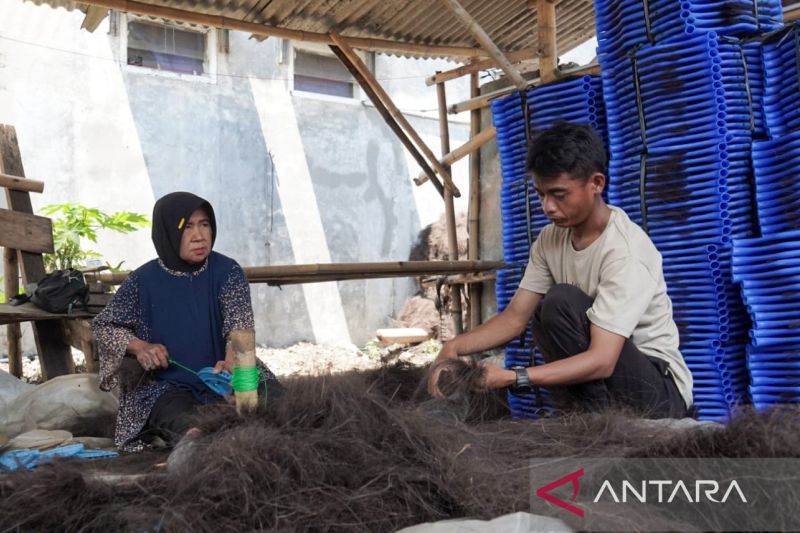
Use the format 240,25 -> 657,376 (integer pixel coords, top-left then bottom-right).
232,366 -> 259,393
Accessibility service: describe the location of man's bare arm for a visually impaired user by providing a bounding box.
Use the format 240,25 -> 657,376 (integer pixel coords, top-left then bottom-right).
484,324 -> 626,388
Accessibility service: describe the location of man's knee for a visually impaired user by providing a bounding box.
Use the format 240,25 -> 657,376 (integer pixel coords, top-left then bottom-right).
540,284 -> 591,324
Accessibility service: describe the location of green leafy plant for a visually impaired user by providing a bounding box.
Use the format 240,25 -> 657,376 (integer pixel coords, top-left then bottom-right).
40,203 -> 150,271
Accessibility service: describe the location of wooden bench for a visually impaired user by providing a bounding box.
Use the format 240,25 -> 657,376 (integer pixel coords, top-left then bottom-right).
0,124 -> 106,379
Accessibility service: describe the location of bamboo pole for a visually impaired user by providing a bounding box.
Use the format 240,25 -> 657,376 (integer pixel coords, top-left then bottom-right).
537,0 -> 558,84
436,78 -> 464,336
441,0 -> 527,90
86,260 -> 507,285
329,46 -> 446,199
414,126 -> 495,186
0,173 -> 44,194
425,48 -> 536,86
4,248 -> 22,377
329,31 -> 461,197
229,329 -> 258,414
468,71 -> 482,330
448,63 -> 600,114
69,0 -> 487,58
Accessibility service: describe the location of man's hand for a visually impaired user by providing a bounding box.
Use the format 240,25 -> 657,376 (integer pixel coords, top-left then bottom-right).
478,361 -> 517,390
427,341 -> 459,398
129,340 -> 169,372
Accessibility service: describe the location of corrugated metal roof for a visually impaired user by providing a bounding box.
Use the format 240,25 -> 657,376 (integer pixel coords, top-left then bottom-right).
26,0 -> 597,59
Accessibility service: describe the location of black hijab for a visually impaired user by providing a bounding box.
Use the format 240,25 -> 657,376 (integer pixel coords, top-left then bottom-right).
152,192 -> 217,272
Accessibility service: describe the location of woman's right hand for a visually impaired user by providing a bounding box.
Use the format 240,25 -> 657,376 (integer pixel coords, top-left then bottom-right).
128,339 -> 169,371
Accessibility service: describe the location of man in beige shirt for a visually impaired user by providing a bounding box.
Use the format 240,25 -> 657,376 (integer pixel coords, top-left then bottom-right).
429,122 -> 693,418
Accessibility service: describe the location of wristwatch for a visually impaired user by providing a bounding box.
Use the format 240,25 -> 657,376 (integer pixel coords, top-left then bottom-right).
509,366 -> 533,395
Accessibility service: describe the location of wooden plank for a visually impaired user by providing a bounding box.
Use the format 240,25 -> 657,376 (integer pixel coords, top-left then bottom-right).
376,328 -> 431,345
329,31 -> 462,197
0,173 -> 44,193
442,0 -> 527,89
4,248 -> 22,377
0,302 -> 93,325
0,209 -> 54,253
329,45 -> 446,199
537,0 -> 558,84
66,0 -> 488,58
0,125 -> 73,379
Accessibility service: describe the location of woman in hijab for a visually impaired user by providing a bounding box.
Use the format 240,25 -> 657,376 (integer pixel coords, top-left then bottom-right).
93,192 -> 280,452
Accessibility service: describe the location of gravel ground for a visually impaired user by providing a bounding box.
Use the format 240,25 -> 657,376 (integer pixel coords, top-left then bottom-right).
0,340 -> 443,384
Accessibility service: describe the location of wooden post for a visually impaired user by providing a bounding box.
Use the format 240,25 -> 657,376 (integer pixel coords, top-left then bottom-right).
0,125 -> 73,379
328,31 -> 461,198
4,248 -> 22,377
441,0 -> 528,90
537,0 -> 558,84
329,45 -> 447,199
468,72 -> 483,330
436,78 -> 463,336
229,329 -> 258,413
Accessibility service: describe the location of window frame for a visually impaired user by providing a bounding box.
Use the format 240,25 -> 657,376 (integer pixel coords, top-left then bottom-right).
119,13 -> 218,83
289,41 -> 373,104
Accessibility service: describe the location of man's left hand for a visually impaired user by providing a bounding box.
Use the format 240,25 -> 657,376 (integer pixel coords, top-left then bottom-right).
479,361 -> 517,390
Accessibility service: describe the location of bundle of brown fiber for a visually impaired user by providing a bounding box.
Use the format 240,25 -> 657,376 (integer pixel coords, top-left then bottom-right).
1,360 -> 799,532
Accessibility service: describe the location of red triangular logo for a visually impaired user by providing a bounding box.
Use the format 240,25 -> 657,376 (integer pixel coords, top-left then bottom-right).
535,467 -> 585,517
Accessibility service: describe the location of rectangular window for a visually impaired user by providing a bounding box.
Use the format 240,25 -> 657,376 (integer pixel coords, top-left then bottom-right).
126,20 -> 206,76
293,49 -> 356,98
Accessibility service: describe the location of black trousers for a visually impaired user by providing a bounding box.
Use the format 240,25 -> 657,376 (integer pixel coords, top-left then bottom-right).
531,284 -> 687,418
144,373 -> 286,446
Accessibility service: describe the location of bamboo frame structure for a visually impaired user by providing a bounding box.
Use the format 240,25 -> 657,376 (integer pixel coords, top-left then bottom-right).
468,71 -> 482,329
441,0 -> 528,90
414,126 -> 496,186
329,31 -> 461,198
437,78 -> 464,335
537,0 -> 558,83
85,260 -> 507,286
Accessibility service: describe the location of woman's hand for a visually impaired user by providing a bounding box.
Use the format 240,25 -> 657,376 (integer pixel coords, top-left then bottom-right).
128,339 -> 169,372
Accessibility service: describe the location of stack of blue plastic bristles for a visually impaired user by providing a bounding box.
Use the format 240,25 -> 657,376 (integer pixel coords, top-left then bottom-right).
490,75 -> 607,418
594,0 -> 783,419
732,22 -> 800,408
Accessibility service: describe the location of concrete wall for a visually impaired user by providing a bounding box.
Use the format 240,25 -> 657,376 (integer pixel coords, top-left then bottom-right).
0,0 -> 472,350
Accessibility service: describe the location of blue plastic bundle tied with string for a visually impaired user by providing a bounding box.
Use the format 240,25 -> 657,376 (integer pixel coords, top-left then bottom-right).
761,23 -> 800,138
732,230 -> 800,407
597,30 -> 764,418
491,75 -> 608,419
751,127 -> 800,234
594,0 -> 783,58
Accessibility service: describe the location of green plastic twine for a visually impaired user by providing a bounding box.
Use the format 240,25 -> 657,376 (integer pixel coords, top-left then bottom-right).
168,358 -> 198,376
232,366 -> 259,392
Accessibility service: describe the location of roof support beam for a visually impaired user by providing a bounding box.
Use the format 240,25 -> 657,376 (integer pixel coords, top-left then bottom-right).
414,126 -> 495,185
425,48 -> 536,86
80,6 -> 110,32
329,30 -> 461,197
328,45 -> 446,199
67,0 -> 489,57
441,0 -> 527,89
537,0 -> 558,84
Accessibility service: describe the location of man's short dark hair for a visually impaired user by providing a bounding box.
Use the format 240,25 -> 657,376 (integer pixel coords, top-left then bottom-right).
525,122 -> 607,181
